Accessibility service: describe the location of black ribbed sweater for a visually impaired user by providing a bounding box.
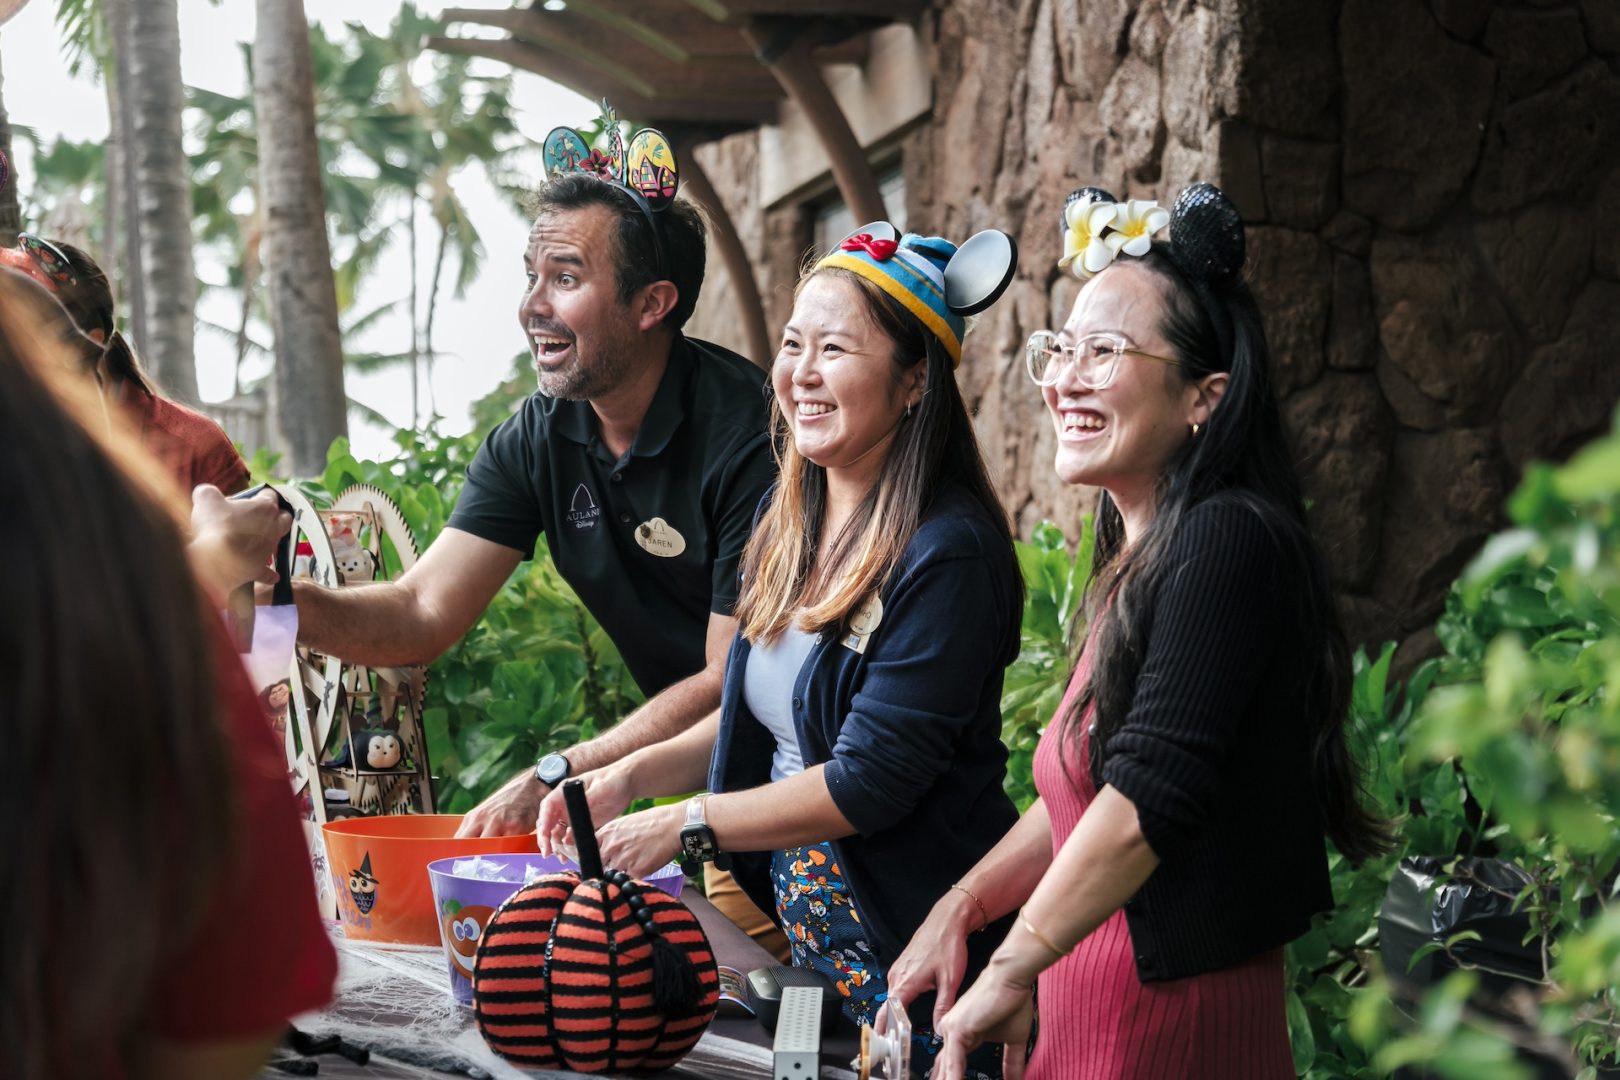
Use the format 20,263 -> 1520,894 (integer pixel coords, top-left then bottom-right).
1090,496 -> 1335,981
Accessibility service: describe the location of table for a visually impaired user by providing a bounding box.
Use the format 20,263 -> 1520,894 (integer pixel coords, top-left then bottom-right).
261,894 -> 860,1080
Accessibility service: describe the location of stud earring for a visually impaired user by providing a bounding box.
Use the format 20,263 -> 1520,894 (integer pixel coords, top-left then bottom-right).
1191,422 -> 1201,438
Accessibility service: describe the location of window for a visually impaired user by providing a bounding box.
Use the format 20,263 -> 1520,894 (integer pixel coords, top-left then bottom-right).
811,167 -> 907,258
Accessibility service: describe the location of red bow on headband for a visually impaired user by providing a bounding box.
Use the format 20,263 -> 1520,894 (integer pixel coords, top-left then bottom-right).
841,233 -> 898,260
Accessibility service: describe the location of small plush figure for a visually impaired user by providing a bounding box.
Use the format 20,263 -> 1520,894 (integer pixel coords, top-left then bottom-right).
327,512 -> 375,584
335,547 -> 374,584
361,729 -> 402,770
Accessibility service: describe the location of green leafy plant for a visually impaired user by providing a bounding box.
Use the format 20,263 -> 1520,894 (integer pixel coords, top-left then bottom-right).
1000,518 -> 1093,811
1007,405 -> 1620,1076
1347,417 -> 1620,1079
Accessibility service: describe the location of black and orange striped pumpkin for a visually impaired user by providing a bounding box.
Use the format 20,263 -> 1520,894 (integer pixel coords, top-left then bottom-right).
471,783 -> 719,1074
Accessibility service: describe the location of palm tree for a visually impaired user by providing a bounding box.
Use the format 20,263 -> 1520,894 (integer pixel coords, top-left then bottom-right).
188,29 -> 410,410
0,48 -> 22,246
119,0 -> 198,403
57,0 -> 150,363
18,135 -> 102,246
355,4 -> 525,427
254,0 -> 347,475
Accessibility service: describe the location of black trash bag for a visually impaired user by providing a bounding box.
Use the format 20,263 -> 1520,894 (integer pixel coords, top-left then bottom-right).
1379,856 -> 1545,992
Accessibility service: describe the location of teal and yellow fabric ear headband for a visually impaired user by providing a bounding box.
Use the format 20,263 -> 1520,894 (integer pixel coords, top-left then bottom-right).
543,100 -> 681,280
815,224 -> 1018,367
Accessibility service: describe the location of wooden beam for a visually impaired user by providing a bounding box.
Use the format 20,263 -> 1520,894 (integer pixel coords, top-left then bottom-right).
427,35 -> 780,125
684,0 -> 924,20
741,22 -> 887,222
444,5 -> 713,62
812,37 -> 870,64
671,135 -> 772,367
439,11 -> 779,99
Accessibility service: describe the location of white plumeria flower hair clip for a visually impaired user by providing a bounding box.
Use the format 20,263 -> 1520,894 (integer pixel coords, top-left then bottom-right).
1056,186 -> 1170,280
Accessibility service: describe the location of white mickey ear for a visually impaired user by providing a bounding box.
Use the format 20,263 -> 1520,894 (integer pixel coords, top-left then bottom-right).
944,230 -> 1018,316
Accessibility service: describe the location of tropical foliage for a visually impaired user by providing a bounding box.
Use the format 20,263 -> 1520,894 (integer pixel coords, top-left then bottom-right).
1000,416 -> 1620,1077
1000,517 -> 1092,811
25,3 -> 535,447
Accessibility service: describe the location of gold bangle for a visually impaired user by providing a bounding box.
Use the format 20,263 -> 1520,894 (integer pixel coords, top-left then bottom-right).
948,883 -> 990,932
1018,909 -> 1070,958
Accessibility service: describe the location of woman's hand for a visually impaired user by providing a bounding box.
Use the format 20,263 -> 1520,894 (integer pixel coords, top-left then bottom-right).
931,959 -> 1036,1080
594,801 -> 683,879
536,765 -> 633,856
881,889 -> 980,1028
188,485 -> 291,597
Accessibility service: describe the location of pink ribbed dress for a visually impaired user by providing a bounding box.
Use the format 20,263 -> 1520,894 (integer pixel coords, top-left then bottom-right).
1026,664 -> 1296,1079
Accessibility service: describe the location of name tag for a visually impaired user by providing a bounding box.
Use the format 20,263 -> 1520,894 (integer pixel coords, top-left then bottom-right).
635,517 -> 687,557
842,594 -> 884,653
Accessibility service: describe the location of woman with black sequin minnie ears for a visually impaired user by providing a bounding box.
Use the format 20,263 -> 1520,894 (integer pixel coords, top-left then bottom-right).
885,183 -> 1391,1079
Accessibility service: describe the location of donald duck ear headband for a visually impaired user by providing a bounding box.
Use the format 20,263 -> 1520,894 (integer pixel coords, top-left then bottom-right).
815,222 -> 1018,367
1059,181 -> 1246,286
543,101 -> 680,279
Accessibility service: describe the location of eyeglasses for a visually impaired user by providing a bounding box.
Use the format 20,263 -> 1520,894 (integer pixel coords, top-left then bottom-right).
18,232 -> 76,287
1024,330 -> 1180,389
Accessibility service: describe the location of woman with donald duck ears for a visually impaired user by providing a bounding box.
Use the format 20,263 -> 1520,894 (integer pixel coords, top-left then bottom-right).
550,224 -> 1027,1077
885,184 -> 1391,1079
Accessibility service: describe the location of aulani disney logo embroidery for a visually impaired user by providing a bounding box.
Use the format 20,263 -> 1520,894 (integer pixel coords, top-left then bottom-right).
566,484 -> 601,531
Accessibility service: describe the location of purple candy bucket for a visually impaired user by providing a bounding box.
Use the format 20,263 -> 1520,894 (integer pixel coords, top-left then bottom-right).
426,854 -> 685,1005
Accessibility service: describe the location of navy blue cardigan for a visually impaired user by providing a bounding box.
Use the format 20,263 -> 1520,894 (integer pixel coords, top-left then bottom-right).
709,485 -> 1023,980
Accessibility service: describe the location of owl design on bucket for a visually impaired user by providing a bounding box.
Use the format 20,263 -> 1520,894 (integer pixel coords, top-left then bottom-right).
348,853 -> 379,914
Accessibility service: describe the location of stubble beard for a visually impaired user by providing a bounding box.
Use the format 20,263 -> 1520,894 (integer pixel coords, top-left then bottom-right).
534,320 -> 637,401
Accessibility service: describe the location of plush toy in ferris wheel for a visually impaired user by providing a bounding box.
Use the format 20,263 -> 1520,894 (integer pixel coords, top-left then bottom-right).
274,484 -> 436,829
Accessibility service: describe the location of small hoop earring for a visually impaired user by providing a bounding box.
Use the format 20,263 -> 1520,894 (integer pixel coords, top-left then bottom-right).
1191,422 -> 1201,438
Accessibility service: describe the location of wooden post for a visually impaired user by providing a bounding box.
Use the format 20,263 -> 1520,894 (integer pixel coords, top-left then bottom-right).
744,21 -> 886,224
676,146 -> 772,368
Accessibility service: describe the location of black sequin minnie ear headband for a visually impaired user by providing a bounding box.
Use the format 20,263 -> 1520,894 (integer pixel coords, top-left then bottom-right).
544,100 -> 680,280
1059,181 -> 1246,358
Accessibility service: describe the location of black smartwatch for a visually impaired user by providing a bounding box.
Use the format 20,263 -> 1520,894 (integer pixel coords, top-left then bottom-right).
534,751 -> 571,790
679,795 -> 731,871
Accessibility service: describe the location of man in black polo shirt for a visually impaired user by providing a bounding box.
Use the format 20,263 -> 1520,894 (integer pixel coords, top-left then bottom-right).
286,173 -> 774,846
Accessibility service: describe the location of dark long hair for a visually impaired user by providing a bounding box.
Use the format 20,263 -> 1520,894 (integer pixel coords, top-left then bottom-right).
1069,244 -> 1389,864
737,267 -> 1021,642
47,238 -> 155,395
0,275 -> 235,1078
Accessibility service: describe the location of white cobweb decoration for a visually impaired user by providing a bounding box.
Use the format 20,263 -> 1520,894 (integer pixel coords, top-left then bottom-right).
286,929 -> 856,1079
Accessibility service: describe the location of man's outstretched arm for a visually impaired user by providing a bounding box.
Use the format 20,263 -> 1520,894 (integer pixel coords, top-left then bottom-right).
293,526 -> 524,667
457,611 -> 734,837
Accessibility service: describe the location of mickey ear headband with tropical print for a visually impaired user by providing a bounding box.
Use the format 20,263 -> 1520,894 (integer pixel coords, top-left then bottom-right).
815,222 -> 1019,367
543,100 -> 680,279
1059,181 -> 1247,353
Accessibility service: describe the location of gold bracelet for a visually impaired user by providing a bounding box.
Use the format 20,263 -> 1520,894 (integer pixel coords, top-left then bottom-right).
1018,909 -> 1070,958
948,883 -> 990,932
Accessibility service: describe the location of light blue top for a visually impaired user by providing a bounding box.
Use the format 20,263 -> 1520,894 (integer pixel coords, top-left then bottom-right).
742,622 -> 818,782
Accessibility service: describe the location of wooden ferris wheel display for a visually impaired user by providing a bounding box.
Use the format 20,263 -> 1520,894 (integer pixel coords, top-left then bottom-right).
278,484 -> 436,830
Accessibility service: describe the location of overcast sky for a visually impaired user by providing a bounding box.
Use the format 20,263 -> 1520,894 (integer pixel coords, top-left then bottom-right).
0,0 -> 595,459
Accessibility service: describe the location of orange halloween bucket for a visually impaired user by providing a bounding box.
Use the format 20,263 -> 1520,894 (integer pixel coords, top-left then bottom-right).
322,815 -> 538,945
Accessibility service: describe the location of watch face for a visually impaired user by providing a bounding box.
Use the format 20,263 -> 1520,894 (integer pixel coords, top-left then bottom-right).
535,753 -> 570,787
680,824 -> 716,862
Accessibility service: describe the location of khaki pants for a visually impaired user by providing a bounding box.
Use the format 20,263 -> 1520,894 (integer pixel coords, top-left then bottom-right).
704,862 -> 791,963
